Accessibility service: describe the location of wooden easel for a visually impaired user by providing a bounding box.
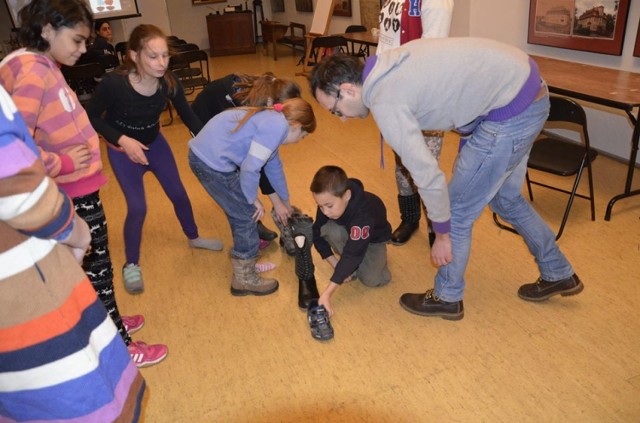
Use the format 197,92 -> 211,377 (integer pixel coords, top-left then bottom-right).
295,0 -> 336,77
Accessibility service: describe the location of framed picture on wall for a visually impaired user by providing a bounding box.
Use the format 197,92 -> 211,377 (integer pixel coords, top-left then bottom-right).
634,19 -> 640,57
333,0 -> 352,17
295,0 -> 313,13
271,0 -> 284,13
528,0 -> 631,55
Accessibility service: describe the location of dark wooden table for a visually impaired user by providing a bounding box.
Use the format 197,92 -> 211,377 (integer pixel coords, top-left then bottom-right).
260,21 -> 288,61
334,31 -> 379,56
531,55 -> 640,220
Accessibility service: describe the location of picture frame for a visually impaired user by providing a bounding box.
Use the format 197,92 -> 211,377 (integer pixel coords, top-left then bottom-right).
271,0 -> 284,13
528,0 -> 631,56
634,19 -> 640,57
295,0 -> 313,13
333,0 -> 352,17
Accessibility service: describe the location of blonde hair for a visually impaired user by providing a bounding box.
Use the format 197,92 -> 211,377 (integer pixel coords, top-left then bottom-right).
233,72 -> 301,106
232,97 -> 316,134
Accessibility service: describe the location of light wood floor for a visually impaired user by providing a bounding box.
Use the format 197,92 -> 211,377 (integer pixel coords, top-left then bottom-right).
102,47 -> 640,422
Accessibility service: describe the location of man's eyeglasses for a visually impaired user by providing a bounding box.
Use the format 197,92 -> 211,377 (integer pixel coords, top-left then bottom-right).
330,90 -> 342,117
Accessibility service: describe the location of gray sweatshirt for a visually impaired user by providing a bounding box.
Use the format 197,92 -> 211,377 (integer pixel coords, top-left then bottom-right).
361,37 -> 536,231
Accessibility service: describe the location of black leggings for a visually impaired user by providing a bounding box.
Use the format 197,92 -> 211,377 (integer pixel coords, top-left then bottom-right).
74,191 -> 131,345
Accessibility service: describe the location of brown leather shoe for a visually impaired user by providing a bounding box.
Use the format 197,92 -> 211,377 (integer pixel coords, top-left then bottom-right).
399,289 -> 464,320
518,274 -> 584,302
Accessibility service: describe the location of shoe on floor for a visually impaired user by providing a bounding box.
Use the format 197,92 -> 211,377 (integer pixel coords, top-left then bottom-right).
188,237 -> 223,251
518,274 -> 584,302
399,289 -> 464,320
122,314 -> 145,335
128,341 -> 168,368
259,239 -> 271,250
390,220 -> 419,245
258,220 -> 278,241
307,300 -> 334,341
123,263 -> 144,294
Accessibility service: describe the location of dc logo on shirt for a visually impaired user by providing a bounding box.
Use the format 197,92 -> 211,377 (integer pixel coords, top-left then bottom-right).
350,225 -> 370,240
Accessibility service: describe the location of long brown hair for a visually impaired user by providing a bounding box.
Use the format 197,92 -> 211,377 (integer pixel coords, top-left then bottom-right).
117,24 -> 177,95
233,73 -> 301,106
232,97 -> 316,134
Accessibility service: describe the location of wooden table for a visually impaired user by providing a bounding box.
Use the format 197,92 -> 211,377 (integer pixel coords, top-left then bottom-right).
260,21 -> 288,61
334,31 -> 378,56
531,55 -> 640,220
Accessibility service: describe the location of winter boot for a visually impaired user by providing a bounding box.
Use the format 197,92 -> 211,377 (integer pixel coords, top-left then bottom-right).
294,234 -> 319,310
230,256 -> 279,296
391,193 -> 421,245
257,220 -> 278,241
271,208 -> 296,256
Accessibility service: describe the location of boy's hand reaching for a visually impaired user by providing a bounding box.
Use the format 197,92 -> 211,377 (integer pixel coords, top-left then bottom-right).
318,292 -> 334,317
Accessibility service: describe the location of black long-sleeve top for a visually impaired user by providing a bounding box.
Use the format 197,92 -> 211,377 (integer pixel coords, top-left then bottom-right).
190,73 -> 239,124
312,178 -> 392,284
87,71 -> 203,146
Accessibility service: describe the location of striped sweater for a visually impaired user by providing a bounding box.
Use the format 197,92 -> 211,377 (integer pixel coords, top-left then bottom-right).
0,85 -> 145,422
0,49 -> 106,199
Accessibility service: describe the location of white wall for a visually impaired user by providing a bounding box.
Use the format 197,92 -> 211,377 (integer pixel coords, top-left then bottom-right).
162,0 -> 361,50
450,0 -> 640,164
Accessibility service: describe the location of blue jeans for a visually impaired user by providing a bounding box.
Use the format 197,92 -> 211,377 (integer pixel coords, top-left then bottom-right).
189,151 -> 259,259
435,91 -> 574,302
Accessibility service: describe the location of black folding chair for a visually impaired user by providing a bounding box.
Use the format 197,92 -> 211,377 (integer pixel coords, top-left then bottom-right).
493,96 -> 598,240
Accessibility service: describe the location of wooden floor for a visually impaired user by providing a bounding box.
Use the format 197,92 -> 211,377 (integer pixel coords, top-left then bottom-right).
102,47 -> 640,422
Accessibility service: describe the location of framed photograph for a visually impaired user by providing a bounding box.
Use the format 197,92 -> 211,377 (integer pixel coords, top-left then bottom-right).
333,0 -> 352,17
528,0 -> 631,55
295,0 -> 313,13
271,0 -> 284,13
634,19 -> 640,57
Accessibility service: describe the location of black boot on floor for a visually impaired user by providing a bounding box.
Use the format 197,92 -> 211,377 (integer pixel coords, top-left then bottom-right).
294,234 -> 319,310
391,193 -> 421,245
518,274 -> 584,302
399,289 -> 464,320
257,220 -> 277,241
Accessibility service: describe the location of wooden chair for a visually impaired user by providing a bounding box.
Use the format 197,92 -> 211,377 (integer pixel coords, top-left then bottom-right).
278,22 -> 307,57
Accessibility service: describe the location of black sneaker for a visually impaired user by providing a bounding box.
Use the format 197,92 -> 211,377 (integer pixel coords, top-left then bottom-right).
399,289 -> 464,320
307,300 -> 334,340
518,274 -> 584,302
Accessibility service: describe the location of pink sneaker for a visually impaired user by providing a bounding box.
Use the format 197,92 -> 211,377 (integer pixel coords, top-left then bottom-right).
128,341 -> 168,368
259,239 -> 271,250
121,315 -> 145,335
